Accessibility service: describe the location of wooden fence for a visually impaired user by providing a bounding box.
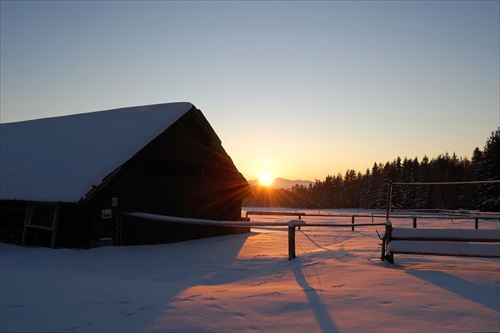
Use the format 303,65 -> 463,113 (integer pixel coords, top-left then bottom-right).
122,211 -> 500,259
245,210 -> 500,229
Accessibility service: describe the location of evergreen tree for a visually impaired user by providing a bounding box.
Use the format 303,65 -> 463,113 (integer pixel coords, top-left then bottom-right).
470,147 -> 484,208
476,128 -> 500,211
415,156 -> 431,209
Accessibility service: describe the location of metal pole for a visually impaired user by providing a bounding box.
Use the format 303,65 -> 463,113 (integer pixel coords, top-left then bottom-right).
386,181 -> 393,220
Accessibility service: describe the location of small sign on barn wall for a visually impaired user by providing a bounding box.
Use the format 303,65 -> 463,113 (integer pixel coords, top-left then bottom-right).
102,209 -> 112,219
112,197 -> 118,207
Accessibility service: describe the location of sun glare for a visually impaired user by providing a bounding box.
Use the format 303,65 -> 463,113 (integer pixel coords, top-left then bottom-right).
259,173 -> 274,187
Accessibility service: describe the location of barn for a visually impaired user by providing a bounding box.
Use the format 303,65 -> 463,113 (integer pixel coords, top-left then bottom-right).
0,102 -> 251,248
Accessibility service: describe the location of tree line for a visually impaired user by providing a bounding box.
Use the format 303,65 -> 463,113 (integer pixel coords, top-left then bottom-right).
244,128 -> 500,212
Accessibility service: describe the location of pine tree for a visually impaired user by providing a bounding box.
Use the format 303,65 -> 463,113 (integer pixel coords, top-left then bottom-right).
470,147 -> 484,208
415,156 -> 431,209
477,128 -> 500,211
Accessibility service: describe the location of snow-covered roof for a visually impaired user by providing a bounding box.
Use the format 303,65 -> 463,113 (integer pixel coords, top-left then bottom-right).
0,102 -> 193,202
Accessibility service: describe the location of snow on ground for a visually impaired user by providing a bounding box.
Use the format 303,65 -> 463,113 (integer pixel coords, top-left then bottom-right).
1,209 -> 499,332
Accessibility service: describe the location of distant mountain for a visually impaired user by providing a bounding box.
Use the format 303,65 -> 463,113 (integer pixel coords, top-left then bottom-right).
248,177 -> 313,189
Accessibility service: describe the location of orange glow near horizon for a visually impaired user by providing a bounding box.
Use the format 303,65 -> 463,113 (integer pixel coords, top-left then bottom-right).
259,172 -> 274,187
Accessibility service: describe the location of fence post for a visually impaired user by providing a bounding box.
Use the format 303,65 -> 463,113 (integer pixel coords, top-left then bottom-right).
382,220 -> 393,261
288,225 -> 296,260
475,218 -> 478,229
352,216 -> 355,231
413,217 -> 417,229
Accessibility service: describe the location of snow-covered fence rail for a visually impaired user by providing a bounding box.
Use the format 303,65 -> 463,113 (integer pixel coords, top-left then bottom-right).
245,210 -> 499,229
246,210 -> 307,219
123,212 -> 289,227
382,220 -> 500,264
118,212 -> 288,245
389,213 -> 500,229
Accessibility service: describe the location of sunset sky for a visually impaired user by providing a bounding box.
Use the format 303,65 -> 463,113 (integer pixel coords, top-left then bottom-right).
1,1 -> 499,181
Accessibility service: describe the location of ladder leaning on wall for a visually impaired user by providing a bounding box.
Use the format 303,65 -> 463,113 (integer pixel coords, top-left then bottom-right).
21,203 -> 60,249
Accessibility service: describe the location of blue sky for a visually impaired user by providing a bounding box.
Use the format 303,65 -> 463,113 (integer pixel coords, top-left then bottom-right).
1,1 -> 499,181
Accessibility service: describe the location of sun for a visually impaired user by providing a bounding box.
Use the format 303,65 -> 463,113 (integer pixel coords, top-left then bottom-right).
259,172 -> 274,187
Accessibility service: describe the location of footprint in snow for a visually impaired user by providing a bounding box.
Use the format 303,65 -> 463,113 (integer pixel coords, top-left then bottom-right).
214,289 -> 228,293
331,284 -> 345,288
171,294 -> 202,302
118,304 -> 155,317
63,321 -> 93,331
251,281 -> 267,286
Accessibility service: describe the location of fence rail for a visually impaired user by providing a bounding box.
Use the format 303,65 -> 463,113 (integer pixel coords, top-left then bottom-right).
245,211 -> 307,219
244,210 -> 500,229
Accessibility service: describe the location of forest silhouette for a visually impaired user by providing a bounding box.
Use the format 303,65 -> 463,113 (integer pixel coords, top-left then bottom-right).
244,129 -> 500,212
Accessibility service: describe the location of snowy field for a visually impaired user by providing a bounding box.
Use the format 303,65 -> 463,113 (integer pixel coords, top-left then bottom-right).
1,209 -> 499,332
